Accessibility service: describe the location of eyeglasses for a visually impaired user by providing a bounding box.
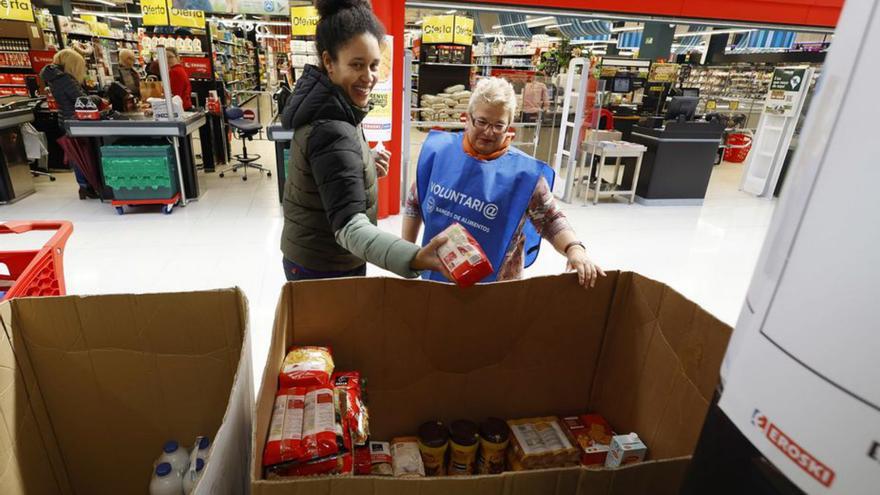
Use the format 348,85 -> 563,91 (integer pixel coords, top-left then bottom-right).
470,116 -> 508,135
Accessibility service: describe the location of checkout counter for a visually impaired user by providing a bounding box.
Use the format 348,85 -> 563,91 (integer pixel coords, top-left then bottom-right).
0,107 -> 36,204
64,111 -> 209,201
627,120 -> 724,205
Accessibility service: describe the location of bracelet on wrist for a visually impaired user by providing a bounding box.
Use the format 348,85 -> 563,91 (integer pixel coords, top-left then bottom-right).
564,241 -> 586,255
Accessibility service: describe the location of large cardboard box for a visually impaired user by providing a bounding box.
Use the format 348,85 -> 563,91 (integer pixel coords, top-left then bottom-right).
0,289 -> 253,495
252,272 -> 732,494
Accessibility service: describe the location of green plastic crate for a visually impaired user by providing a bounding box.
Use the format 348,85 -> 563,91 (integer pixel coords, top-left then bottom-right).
101,145 -> 180,200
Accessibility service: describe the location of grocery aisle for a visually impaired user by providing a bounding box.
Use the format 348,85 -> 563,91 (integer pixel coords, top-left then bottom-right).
1,147 -> 774,390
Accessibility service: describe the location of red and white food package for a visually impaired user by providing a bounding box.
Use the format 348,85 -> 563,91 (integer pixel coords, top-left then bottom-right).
436,223 -> 493,288
280,346 -> 334,388
265,452 -> 353,478
332,371 -> 369,446
354,445 -> 372,475
302,386 -> 339,461
263,387 -> 306,467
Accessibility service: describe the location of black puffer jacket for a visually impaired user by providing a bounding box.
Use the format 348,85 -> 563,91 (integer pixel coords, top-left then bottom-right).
40,64 -> 88,121
279,65 -> 378,271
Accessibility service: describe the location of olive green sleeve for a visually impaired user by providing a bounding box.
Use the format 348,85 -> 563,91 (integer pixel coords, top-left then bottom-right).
335,213 -> 422,278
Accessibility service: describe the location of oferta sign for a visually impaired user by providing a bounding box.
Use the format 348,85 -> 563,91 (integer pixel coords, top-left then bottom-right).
143,0 -> 204,28
290,6 -> 318,36
142,0 -> 169,26
0,0 -> 35,22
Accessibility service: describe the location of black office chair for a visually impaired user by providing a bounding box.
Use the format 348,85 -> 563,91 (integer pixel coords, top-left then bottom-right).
218,107 -> 271,181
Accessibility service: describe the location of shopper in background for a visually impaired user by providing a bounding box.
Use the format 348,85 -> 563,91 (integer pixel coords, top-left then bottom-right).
40,48 -> 103,199
164,47 -> 193,110
521,73 -> 550,122
116,49 -> 141,98
278,0 -> 449,282
403,77 -> 605,289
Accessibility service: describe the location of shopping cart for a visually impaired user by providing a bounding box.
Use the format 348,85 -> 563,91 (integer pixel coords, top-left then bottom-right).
0,221 -> 74,301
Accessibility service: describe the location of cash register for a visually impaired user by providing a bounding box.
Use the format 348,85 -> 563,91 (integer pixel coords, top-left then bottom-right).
626,96 -> 724,205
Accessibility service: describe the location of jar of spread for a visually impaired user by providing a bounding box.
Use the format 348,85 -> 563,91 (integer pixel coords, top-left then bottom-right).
417,420 -> 449,476
478,417 -> 510,474
448,420 -> 479,476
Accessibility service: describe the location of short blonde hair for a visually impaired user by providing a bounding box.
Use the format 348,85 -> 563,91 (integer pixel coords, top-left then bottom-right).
119,49 -> 136,66
53,48 -> 86,84
468,77 -> 517,124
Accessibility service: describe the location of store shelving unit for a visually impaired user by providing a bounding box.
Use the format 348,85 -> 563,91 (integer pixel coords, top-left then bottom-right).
210,22 -> 259,106
0,38 -> 31,97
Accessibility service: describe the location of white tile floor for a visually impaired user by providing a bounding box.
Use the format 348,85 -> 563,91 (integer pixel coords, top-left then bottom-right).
1,135 -> 775,389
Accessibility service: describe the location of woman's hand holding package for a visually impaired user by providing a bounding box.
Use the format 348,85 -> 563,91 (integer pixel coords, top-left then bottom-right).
411,233 -> 453,280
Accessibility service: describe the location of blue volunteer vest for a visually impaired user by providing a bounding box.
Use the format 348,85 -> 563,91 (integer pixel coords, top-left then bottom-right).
416,131 -> 555,283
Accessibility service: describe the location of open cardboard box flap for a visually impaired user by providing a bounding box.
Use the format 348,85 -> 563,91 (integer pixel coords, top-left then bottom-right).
253,272 -> 731,495
0,289 -> 253,495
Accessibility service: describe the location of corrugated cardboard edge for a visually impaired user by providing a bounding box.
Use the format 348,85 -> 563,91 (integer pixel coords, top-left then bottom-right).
194,287 -> 255,495
0,299 -> 73,495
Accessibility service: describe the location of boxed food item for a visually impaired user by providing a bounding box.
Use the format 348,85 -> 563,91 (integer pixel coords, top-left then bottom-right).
390,437 -> 425,478
253,273 -> 732,494
507,416 -> 581,470
0,289 -> 253,494
560,414 -> 615,466
369,441 -> 393,476
604,433 -> 648,468
437,223 -> 494,288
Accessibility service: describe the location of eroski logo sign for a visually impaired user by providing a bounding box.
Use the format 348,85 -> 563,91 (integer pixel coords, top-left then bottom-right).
752,409 -> 836,487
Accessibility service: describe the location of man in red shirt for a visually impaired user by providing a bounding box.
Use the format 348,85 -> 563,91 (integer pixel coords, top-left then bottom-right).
165,47 -> 192,110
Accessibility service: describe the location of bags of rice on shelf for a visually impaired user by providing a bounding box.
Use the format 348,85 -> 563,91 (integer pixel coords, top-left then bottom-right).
444,84 -> 466,94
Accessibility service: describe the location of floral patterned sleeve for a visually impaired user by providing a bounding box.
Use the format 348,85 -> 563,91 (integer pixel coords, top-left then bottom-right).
404,182 -> 422,218
527,176 -> 572,239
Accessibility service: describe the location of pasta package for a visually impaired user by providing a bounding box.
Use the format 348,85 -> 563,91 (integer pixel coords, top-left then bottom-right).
280,346 -> 334,388
262,387 -> 307,467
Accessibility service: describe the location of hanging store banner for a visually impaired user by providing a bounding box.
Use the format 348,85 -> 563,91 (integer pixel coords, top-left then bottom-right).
0,0 -> 34,22
173,0 -> 288,15
363,35 -> 393,142
453,16 -> 474,45
290,6 -> 319,36
422,15 -> 455,44
142,0 -> 170,26
168,4 -> 205,28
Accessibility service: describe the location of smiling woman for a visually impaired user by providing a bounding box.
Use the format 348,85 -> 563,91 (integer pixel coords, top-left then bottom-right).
278,0 -> 451,282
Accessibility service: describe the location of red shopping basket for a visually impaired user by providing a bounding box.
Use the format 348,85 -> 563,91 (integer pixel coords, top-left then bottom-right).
723,132 -> 753,163
0,221 -> 73,301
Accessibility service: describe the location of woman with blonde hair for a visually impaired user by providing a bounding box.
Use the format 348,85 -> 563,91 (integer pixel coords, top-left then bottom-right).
40,48 -> 103,199
403,77 -> 605,288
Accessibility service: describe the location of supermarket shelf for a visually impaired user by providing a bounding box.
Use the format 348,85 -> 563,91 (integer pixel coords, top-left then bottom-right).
0,66 -> 31,69
0,84 -> 27,87
215,39 -> 235,46
421,62 -> 476,67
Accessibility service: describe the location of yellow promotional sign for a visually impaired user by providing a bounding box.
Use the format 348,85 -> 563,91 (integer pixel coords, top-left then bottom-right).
291,6 -> 319,36
141,0 -> 169,26
706,100 -> 717,110
422,15 -> 454,44
168,5 -> 205,28
95,21 -> 111,36
0,0 -> 35,22
453,16 -> 474,45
